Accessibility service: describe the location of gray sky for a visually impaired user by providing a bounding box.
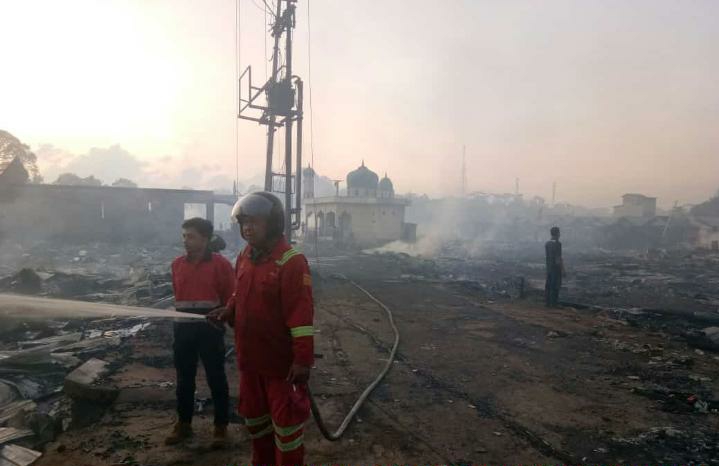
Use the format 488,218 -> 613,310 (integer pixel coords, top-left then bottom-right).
1,0 -> 718,208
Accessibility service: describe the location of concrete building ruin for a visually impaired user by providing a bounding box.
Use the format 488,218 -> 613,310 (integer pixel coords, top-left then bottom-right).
0,177 -> 236,243
613,193 -> 657,218
303,162 -> 416,247
691,217 -> 719,251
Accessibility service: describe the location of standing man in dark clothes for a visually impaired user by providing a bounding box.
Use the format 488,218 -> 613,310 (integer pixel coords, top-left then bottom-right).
545,226 -> 565,308
165,217 -> 235,449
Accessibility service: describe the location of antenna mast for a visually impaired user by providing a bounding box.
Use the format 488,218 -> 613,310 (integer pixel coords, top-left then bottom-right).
238,0 -> 303,241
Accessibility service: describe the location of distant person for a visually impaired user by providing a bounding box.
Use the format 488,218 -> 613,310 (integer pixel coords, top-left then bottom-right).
209,192 -> 315,465
545,226 -> 565,308
165,218 -> 235,449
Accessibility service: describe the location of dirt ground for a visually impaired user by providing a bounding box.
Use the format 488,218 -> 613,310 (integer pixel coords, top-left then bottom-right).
35,253 -> 719,465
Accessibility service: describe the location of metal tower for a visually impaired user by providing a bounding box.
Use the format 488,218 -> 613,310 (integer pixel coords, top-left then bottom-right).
238,0 -> 303,241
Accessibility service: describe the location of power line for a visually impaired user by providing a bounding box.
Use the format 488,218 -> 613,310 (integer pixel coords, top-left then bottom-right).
262,0 -> 277,18
235,0 -> 241,192
249,0 -> 267,15
307,0 -> 321,272
461,145 -> 466,197
264,0 -> 268,80
278,49 -> 284,74
307,0 -> 315,172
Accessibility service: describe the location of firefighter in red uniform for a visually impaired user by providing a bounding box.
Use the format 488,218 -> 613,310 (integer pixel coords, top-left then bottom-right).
209,192 -> 314,465
165,217 -> 235,448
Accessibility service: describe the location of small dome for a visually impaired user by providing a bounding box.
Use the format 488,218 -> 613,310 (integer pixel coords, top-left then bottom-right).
346,161 -> 378,190
379,173 -> 394,192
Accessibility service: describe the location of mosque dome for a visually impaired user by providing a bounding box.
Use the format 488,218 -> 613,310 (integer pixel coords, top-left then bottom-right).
378,173 -> 394,193
346,161 -> 379,191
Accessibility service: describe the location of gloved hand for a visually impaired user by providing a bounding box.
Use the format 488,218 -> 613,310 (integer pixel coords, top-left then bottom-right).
207,306 -> 234,327
286,364 -> 310,384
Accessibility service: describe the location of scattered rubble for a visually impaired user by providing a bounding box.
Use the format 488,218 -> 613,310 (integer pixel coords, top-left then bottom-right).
2,235 -> 719,463
0,240 -> 235,464
0,384 -> 15,407
685,326 -> 719,352
0,269 -> 42,295
0,296 -> 171,462
608,426 -> 719,464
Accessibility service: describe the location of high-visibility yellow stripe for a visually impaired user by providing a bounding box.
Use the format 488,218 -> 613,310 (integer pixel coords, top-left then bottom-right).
275,434 -> 304,452
245,414 -> 271,427
277,249 -> 296,265
290,326 -> 313,338
276,248 -> 300,266
273,422 -> 303,437
277,251 -> 299,266
249,423 -> 273,439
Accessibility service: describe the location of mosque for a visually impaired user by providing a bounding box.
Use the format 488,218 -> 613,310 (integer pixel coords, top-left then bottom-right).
302,162 -> 416,246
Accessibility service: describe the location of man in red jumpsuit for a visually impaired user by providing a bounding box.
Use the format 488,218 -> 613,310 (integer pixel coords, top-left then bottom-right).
166,217 -> 235,448
210,192 -> 314,465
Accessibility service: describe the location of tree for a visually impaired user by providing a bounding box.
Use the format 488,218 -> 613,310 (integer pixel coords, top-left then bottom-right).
0,130 -> 42,183
111,178 -> 138,188
53,173 -> 103,187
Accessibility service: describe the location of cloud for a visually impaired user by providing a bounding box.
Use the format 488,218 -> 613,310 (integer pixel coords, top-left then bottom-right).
35,144 -> 75,181
67,145 -> 147,183
37,144 -> 146,185
205,174 -> 237,193
176,166 -> 203,189
34,143 -> 248,192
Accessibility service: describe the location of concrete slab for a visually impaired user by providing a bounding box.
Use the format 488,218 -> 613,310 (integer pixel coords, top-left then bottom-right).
63,358 -> 118,404
0,401 -> 36,426
0,444 -> 42,466
0,428 -> 33,446
0,382 -> 16,407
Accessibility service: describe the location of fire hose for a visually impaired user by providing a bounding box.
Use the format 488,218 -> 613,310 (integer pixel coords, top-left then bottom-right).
310,279 -> 400,441
0,280 -> 401,442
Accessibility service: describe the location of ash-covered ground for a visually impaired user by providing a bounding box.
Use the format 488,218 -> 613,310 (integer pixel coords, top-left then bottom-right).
2,238 -> 719,464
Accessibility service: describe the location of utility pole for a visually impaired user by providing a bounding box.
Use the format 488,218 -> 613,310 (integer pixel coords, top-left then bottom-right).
515,178 -> 519,196
662,200 -> 679,239
330,180 -> 342,197
302,165 -> 315,199
238,0 -> 303,241
461,145 -> 466,197
552,181 -> 557,206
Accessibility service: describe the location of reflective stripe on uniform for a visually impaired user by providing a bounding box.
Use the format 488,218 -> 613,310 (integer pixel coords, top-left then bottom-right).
275,433 -> 304,452
245,414 -> 271,427
249,423 -> 274,439
276,248 -> 300,266
273,422 -> 303,437
290,326 -> 313,338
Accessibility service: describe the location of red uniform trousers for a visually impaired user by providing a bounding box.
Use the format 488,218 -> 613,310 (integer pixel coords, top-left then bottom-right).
239,370 -> 310,466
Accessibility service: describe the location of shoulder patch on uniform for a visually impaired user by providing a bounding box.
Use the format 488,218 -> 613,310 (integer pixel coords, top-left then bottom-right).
303,273 -> 312,286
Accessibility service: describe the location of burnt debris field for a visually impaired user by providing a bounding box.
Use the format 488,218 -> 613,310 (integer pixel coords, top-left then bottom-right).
1,240 -> 718,464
